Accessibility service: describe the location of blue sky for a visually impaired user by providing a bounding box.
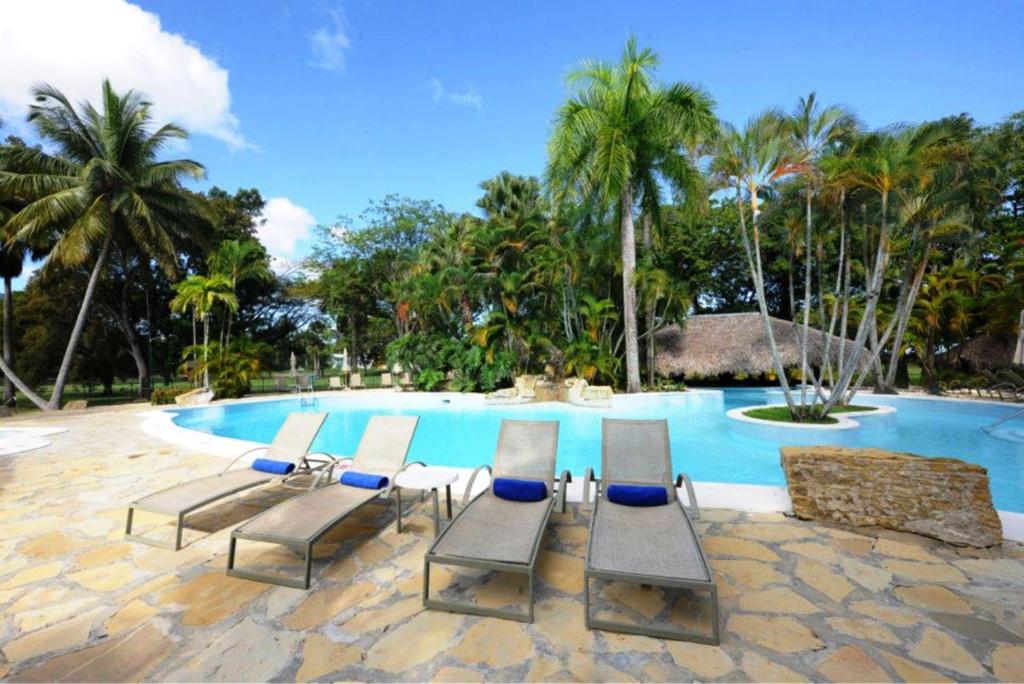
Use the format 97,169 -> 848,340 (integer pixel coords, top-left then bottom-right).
2,0 -> 1023,280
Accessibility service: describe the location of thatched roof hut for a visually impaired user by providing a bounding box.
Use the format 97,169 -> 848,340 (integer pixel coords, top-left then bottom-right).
938,333 -> 1017,372
654,312 -> 860,379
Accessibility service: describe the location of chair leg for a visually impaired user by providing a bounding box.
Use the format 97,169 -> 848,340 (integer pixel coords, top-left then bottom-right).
175,513 -> 185,551
396,488 -> 403,533
125,507 -> 134,536
303,544 -> 313,590
422,557 -> 431,606
227,536 -> 237,570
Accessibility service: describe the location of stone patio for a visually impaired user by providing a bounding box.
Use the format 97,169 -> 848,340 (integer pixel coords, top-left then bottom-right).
1,405 -> 1023,682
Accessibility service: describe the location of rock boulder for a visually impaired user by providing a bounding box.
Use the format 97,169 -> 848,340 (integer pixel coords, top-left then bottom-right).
780,446 -> 1002,547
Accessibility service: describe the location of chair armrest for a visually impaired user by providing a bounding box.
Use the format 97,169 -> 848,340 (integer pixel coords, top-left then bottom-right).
314,456 -> 354,488
462,464 -> 492,506
676,472 -> 701,520
555,470 -> 572,514
222,446 -> 268,473
581,467 -> 598,510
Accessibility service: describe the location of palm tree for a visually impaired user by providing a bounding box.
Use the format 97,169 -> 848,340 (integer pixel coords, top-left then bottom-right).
547,38 -> 716,393
208,239 -> 270,346
0,214 -> 25,405
0,80 -> 211,409
780,93 -> 858,404
170,274 -> 237,388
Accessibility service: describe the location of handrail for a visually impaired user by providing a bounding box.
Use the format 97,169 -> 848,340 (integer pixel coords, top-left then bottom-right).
983,406 -> 1024,433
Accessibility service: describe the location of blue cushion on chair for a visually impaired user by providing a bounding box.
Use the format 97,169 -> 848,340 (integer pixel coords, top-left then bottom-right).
340,471 -> 389,489
606,484 -> 668,507
250,458 -> 296,475
493,477 -> 547,502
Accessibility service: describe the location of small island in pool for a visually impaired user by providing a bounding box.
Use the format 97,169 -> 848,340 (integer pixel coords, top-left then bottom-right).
743,404 -> 878,425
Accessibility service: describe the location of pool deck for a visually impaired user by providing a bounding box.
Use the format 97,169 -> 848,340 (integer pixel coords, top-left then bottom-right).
0,403 -> 1023,682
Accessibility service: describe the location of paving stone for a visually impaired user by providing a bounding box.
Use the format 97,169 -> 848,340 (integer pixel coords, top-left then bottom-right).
840,557 -> 892,591
537,551 -> 584,595
8,624 -> 172,683
894,585 -> 972,614
524,656 -> 565,682
567,652 -> 637,682
741,651 -> 808,682
928,612 -> 1024,644
67,562 -> 135,592
713,559 -> 784,589
342,596 -> 422,634
599,582 -> 666,619
9,585 -> 70,612
883,559 -> 968,583
104,598 -> 159,636
283,581 -> 377,630
816,644 -> 889,682
727,614 -> 825,653
364,611 -> 461,672
795,559 -> 854,603
599,631 -> 665,654
700,509 -> 740,522
16,532 -> 82,560
992,644 -> 1024,682
728,523 -> 817,542
15,597 -> 98,633
2,606 -> 105,663
159,572 -> 270,627
909,627 -> 985,676
833,537 -> 874,556
826,617 -> 900,645
178,617 -> 300,682
665,641 -> 735,678
873,538 -> 941,562
738,587 -> 821,614
431,666 -> 486,682
849,599 -> 919,627
954,558 -> 1024,581
879,652 -> 952,683
0,562 -> 63,590
533,598 -> 593,653
703,535 -> 780,561
452,618 -> 533,667
295,634 -> 360,683
780,541 -> 840,564
468,571 -> 529,609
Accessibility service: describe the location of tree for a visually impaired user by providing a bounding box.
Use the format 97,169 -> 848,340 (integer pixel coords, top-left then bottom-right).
170,274 -> 237,388
547,37 -> 716,392
208,239 -> 270,346
0,80 -> 211,409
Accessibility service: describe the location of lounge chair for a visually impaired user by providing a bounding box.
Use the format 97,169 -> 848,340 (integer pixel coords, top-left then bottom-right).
423,420 -> 569,622
227,415 -> 420,589
348,372 -> 365,390
583,418 -> 718,644
399,372 -> 414,390
980,370 -> 1019,400
379,372 -> 394,389
328,376 -> 343,390
126,413 -> 331,551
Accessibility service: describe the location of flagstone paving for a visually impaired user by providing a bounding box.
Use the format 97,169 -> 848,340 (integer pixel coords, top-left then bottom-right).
1,404 -> 1023,681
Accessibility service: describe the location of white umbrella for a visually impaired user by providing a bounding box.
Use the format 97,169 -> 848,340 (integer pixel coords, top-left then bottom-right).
392,361 -> 403,374
1014,309 -> 1024,366
341,348 -> 350,373
290,351 -> 297,378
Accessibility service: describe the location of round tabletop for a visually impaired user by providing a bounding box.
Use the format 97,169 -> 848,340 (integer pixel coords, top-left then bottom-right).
394,465 -> 459,491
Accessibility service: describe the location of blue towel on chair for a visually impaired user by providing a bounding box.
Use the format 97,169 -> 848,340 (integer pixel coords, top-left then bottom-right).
340,471 -> 388,489
606,484 -> 668,507
251,458 -> 296,475
493,477 -> 547,502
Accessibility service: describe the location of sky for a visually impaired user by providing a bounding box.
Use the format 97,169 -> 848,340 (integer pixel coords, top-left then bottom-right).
1,0 -> 1023,286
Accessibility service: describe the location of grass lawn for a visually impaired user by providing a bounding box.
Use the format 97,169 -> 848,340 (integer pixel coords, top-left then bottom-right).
743,404 -> 876,425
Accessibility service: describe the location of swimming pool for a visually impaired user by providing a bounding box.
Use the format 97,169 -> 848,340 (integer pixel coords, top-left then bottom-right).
169,388 -> 1024,513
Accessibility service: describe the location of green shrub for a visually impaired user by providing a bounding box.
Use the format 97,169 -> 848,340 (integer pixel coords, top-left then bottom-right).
151,387 -> 190,405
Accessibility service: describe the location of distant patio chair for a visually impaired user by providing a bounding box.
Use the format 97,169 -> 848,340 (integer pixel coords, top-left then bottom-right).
226,415 -> 421,588
328,376 -> 343,390
379,372 -> 394,389
583,418 -> 718,644
349,372 -> 366,390
399,372 -> 414,390
126,413 -> 332,551
423,420 -> 568,622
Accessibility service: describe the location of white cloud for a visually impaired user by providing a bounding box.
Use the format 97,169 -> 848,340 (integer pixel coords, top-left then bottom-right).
257,197 -> 317,261
309,7 -> 350,73
0,0 -> 248,149
429,78 -> 483,110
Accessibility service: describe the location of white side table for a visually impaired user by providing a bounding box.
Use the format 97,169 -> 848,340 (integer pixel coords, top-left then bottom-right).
394,466 -> 459,536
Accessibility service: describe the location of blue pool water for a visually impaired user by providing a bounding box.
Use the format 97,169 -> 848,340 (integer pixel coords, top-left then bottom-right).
170,388 -> 1024,512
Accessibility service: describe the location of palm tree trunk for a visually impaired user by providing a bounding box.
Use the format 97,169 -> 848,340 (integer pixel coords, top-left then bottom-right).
642,213 -> 656,388
47,232 -> 114,410
191,314 -> 198,388
202,314 -> 210,389
3,275 -> 14,404
799,186 -> 813,407
620,186 -> 641,394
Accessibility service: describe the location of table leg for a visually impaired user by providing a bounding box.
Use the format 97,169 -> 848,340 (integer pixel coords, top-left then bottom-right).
431,488 -> 440,537
445,484 -> 453,519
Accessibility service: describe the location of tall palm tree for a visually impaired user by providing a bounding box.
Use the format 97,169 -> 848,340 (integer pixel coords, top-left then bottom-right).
780,93 -> 858,403
547,38 -> 716,392
0,212 -> 25,405
208,239 -> 270,346
0,80 -> 211,409
170,273 -> 237,388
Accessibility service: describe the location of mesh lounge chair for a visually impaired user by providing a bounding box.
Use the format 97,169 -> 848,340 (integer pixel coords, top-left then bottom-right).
379,372 -> 394,388
126,413 -> 331,551
583,418 -> 718,644
423,420 -> 569,622
349,372 -> 365,390
227,415 -> 420,589
328,376 -> 343,390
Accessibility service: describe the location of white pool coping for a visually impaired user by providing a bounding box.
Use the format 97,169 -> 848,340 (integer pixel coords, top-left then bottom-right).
139,396 -> 1024,542
0,426 -> 70,457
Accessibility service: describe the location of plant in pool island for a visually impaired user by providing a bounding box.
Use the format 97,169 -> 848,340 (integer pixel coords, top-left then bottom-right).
743,404 -> 876,424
